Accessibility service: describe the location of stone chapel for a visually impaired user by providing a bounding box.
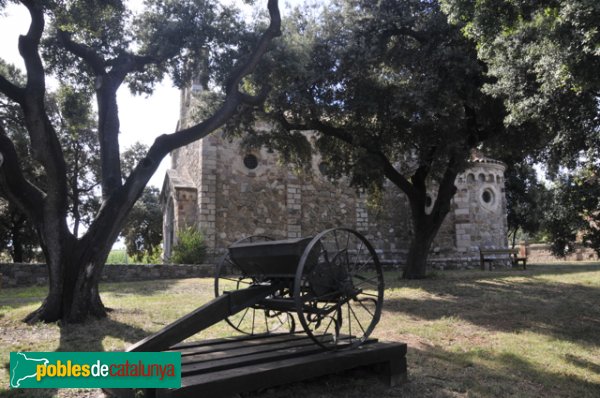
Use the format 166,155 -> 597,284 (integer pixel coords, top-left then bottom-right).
161,85 -> 509,268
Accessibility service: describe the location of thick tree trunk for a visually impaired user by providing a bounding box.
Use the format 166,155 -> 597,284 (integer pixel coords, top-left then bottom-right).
403,220 -> 438,279
97,79 -> 122,199
24,246 -> 109,323
11,224 -> 24,263
24,219 -> 113,324
401,157 -> 460,279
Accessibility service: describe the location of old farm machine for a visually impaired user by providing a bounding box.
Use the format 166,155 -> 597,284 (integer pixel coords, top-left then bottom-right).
128,228 -> 384,351
109,228 -> 406,397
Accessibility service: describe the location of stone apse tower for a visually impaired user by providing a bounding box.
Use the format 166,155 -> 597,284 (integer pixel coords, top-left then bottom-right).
161,86 -> 509,268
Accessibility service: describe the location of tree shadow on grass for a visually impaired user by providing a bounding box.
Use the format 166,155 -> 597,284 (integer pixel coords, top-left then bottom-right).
476,262 -> 600,280
237,342 -> 600,398
0,276 -> 212,313
99,276 -> 212,297
57,316 -> 150,352
401,344 -> 600,397
565,354 -> 600,376
384,273 -> 600,348
526,262 -> 600,277
234,341 -> 600,398
0,317 -> 150,398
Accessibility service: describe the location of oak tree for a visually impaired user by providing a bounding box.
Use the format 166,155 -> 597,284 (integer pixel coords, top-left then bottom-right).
232,0 -> 510,278
441,0 -> 600,254
0,0 -> 281,322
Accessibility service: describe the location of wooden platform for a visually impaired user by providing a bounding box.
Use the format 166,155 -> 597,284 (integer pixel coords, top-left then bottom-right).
104,333 -> 407,398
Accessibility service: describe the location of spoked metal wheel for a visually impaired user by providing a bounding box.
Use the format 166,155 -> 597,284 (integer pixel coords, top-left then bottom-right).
294,228 -> 384,350
215,235 -> 295,335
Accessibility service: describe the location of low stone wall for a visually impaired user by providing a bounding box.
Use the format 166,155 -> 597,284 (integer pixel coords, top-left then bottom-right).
379,249 -> 483,271
0,263 -> 215,288
428,257 -> 481,270
526,243 -> 599,263
6,243 -> 592,288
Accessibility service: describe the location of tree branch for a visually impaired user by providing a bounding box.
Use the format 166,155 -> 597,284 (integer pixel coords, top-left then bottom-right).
274,113 -> 418,199
108,53 -> 157,74
57,30 -> 159,80
57,32 -> 164,199
430,152 -> 460,223
318,120 -> 418,199
0,74 -> 25,104
56,30 -> 106,75
225,0 -> 281,96
141,0 -> 281,156
239,85 -> 271,106
18,0 -> 68,213
411,146 -> 438,194
0,124 -> 45,222
19,0 -> 45,93
82,0 -> 282,248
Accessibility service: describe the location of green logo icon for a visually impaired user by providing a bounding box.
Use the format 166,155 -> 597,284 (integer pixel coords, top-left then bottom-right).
10,352 -> 50,388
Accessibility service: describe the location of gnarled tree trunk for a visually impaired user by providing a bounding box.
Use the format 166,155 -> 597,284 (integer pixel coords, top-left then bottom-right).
23,215 -> 113,323
402,156 -> 460,279
402,209 -> 451,279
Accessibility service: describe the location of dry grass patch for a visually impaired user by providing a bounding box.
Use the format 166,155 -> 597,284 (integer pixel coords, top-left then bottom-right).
1,262 -> 600,397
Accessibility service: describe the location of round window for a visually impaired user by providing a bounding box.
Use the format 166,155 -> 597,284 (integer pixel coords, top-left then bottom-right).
243,154 -> 258,170
482,189 -> 493,204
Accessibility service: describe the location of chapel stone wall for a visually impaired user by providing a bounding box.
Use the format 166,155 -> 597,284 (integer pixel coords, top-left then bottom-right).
163,89 -> 509,267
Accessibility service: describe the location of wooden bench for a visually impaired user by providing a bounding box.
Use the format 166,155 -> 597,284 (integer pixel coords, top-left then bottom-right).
479,247 -> 527,270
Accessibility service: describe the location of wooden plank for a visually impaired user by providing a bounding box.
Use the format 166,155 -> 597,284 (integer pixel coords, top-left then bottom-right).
479,249 -> 518,254
170,331 -> 283,350
181,336 -> 340,376
127,284 -> 280,352
162,341 -> 406,398
180,335 -> 324,362
181,334 -> 335,368
169,331 -> 303,350
172,333 -> 313,357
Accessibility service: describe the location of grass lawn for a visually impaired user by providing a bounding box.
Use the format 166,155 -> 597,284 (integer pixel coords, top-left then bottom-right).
1,262 -> 600,397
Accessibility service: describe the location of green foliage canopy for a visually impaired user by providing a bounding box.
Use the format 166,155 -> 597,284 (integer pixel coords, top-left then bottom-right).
441,0 -> 600,255
237,0 -> 505,186
225,0 -> 517,278
440,0 -> 600,170
543,165 -> 600,256
504,162 -> 549,246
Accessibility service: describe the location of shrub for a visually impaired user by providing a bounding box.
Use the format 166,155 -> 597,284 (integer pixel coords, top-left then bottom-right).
106,249 -> 127,264
170,227 -> 207,264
